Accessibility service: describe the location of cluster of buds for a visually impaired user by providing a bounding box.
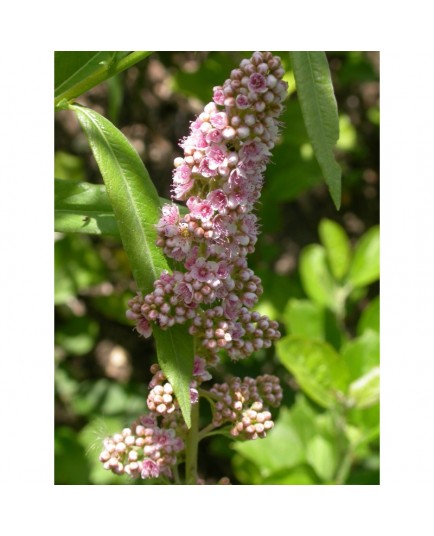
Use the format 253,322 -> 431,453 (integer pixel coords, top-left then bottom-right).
210,375 -> 283,440
99,415 -> 184,479
127,51 -> 287,368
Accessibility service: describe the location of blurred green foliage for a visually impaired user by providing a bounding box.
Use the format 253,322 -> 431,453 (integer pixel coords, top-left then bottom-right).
55,51 -> 379,484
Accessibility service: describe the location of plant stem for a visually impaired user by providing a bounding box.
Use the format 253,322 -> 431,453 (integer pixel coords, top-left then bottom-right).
185,401 -> 199,484
197,423 -> 216,442
173,464 -> 182,485
55,51 -> 152,108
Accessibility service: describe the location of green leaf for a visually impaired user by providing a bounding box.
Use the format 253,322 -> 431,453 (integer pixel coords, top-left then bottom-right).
55,178 -> 186,236
72,104 -> 193,426
276,336 -> 350,408
290,52 -> 342,209
55,427 -> 90,484
55,52 -> 151,108
262,465 -> 321,485
232,407 -> 306,477
55,52 -> 115,97
348,367 -> 380,409
55,178 -> 120,237
348,226 -> 380,288
153,325 -> 194,428
319,218 -> 351,280
306,435 -> 338,482
357,296 -> 380,335
284,299 -> 325,340
54,234 -> 107,304
55,315 -> 99,356
342,330 -> 380,381
299,244 -> 338,310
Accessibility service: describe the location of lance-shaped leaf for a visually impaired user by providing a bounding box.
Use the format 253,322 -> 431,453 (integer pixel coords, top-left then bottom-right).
55,178 -> 120,237
55,52 -> 151,109
290,52 -> 342,209
71,104 -> 193,426
54,178 -> 186,236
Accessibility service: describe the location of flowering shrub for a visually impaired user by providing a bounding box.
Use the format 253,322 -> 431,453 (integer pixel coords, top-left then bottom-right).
54,51 -> 380,485
102,51 -> 287,482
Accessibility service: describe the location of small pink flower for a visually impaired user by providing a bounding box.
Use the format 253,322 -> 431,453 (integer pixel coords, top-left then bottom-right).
141,459 -> 160,479
157,204 -> 180,233
206,128 -> 223,144
198,158 -> 218,178
191,258 -> 213,282
235,94 -> 250,109
248,73 -> 268,93
190,388 -> 199,404
174,281 -> 194,304
136,317 -> 152,338
239,140 -> 270,163
216,261 -> 229,279
213,86 -> 225,105
210,112 -> 229,130
207,189 -> 228,211
205,145 -> 227,170
193,356 -> 212,382
187,197 -> 213,221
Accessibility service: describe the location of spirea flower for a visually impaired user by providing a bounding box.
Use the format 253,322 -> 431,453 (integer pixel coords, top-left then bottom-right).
122,54 -> 286,473
128,53 -> 287,359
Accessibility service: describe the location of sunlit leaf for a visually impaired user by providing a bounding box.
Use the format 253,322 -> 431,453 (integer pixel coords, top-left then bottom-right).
348,367 -> 380,409
306,434 -> 337,482
284,299 -> 325,340
72,105 -> 193,426
232,407 -> 306,477
299,244 -> 338,310
276,336 -> 350,408
348,226 -> 380,288
319,218 -> 351,280
342,330 -> 380,381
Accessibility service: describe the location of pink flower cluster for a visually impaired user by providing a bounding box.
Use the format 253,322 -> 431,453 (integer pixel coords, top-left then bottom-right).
100,358 -> 210,480
113,53 -> 287,482
210,375 -> 283,440
127,51 -> 287,366
99,415 -> 184,479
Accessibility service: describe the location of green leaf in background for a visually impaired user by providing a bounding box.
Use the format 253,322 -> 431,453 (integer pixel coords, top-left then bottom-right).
55,426 -> 90,484
55,178 -> 120,237
342,330 -> 380,381
283,298 -> 344,350
348,367 -> 380,409
55,315 -> 99,356
299,244 -> 338,310
284,299 -> 325,340
71,105 -> 193,426
357,296 -> 380,335
262,465 -> 320,485
319,218 -> 351,280
55,52 -> 151,108
54,234 -> 107,305
348,226 -> 380,288
306,434 -> 337,482
232,407 -> 306,479
276,336 -> 350,408
290,52 -> 342,209
55,151 -> 86,181
55,178 -> 187,237
233,395 -> 342,484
